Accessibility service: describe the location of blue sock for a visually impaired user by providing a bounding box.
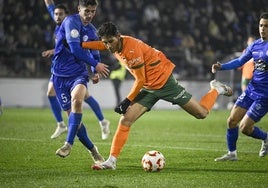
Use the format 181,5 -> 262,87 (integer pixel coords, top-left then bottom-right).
227,127 -> 239,152
48,96 -> 63,122
77,123 -> 94,150
84,96 -> 104,121
250,126 -> 267,140
66,112 -> 82,145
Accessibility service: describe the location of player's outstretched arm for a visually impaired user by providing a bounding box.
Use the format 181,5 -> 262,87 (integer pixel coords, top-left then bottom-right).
82,41 -> 106,50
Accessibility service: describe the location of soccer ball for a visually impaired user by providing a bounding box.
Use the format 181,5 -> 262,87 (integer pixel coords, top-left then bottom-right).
141,150 -> 165,172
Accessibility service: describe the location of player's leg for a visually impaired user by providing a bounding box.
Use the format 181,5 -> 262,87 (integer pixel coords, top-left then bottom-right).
92,102 -> 149,170
77,123 -> 105,163
56,83 -> 86,157
240,101 -> 268,157
84,90 -> 110,140
215,105 -> 246,161
47,80 -> 67,139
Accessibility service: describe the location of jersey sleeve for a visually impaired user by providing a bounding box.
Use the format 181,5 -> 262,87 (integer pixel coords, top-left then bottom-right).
46,4 -> 55,21
221,48 -> 253,70
64,17 -> 98,67
82,41 -> 107,50
126,43 -> 146,101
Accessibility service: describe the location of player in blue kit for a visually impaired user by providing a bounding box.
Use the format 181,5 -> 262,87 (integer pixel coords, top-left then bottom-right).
52,0 -> 109,161
212,12 -> 268,161
43,0 -> 110,140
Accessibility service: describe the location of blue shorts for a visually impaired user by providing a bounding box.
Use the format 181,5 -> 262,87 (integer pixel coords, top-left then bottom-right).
235,92 -> 268,122
52,75 -> 89,111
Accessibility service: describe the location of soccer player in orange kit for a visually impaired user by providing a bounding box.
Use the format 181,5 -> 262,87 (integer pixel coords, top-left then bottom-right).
82,22 -> 233,170
239,36 -> 255,92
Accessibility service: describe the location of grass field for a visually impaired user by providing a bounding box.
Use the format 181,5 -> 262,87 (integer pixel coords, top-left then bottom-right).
0,108 -> 267,188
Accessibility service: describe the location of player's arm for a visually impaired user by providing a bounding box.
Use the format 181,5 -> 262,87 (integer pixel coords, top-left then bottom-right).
212,51 -> 252,73
82,41 -> 107,50
44,0 -> 55,19
44,0 -> 54,7
42,49 -> 54,58
114,64 -> 145,114
69,42 -> 98,66
127,65 -> 145,101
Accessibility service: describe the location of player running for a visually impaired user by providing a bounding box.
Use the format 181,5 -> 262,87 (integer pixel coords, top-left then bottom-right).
82,22 -> 233,170
213,12 -> 268,161
43,0 -> 110,140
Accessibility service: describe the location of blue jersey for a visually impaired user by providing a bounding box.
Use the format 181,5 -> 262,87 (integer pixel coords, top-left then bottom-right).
52,14 -> 100,77
46,4 -> 59,74
221,39 -> 268,100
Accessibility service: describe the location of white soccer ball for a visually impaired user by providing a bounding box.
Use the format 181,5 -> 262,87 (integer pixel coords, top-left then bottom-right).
141,150 -> 165,172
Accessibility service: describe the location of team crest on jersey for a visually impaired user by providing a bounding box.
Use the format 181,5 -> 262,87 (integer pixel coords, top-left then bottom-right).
70,29 -> 79,38
255,103 -> 262,111
83,35 -> 88,42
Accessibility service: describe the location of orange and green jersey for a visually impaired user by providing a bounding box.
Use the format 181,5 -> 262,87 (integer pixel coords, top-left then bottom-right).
241,60 -> 254,80
82,35 -> 175,101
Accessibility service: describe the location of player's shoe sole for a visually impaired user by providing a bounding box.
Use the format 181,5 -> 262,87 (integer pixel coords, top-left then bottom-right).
51,125 -> 67,139
56,142 -> 72,158
91,161 -> 116,170
89,146 -> 105,163
214,153 -> 238,161
259,138 -> 268,157
210,80 -> 233,96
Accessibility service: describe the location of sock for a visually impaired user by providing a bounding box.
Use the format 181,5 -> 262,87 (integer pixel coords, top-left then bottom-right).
110,125 -> 130,158
250,126 -> 268,140
48,96 -> 63,122
199,89 -> 218,111
108,155 -> 117,163
84,96 -> 104,121
227,127 -> 239,152
66,112 -> 82,145
77,123 -> 94,150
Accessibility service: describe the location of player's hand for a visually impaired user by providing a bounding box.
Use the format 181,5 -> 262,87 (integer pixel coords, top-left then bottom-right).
95,63 -> 110,78
41,50 -> 54,58
211,61 -> 222,74
92,73 -> 100,84
114,98 -> 131,114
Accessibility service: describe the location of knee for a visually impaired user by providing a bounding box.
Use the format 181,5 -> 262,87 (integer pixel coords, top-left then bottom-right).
227,116 -> 239,128
194,111 -> 208,119
72,98 -> 83,108
120,116 -> 134,126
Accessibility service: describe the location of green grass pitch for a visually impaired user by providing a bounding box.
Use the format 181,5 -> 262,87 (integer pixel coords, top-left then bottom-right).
0,108 -> 267,187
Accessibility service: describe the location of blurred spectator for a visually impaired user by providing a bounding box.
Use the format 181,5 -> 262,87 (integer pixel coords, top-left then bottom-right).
1,0 -> 267,80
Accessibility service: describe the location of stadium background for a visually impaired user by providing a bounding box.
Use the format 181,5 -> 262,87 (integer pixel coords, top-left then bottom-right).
0,0 -> 267,108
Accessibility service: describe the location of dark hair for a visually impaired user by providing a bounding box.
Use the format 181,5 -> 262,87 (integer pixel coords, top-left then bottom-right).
55,4 -> 69,14
79,0 -> 98,6
97,22 -> 120,38
260,12 -> 268,19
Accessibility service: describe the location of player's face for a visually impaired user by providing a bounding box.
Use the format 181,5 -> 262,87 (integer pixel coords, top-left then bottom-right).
101,35 -> 122,53
78,5 -> 97,25
259,18 -> 268,40
54,8 -> 66,25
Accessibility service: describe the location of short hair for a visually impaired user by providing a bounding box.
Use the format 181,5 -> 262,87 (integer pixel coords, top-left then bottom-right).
260,12 -> 268,19
55,4 -> 69,14
79,0 -> 98,6
97,22 -> 120,38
